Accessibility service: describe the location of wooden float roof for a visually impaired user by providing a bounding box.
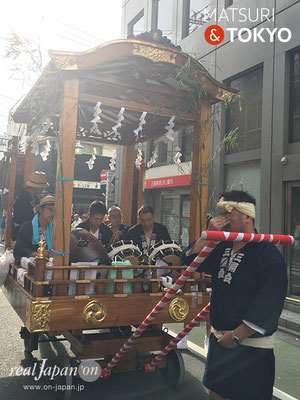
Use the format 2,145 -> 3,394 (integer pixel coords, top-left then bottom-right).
12,35 -> 237,146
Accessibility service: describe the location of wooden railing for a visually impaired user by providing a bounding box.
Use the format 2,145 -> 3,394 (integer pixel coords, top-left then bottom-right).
9,255 -> 210,298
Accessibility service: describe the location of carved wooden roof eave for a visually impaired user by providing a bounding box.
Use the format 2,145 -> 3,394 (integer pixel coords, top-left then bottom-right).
11,62 -> 63,125
49,39 -> 237,104
12,39 -> 237,136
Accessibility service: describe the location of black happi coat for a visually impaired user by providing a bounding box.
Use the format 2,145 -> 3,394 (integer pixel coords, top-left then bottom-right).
125,222 -> 171,255
13,220 -> 38,259
76,219 -> 113,247
108,222 -> 130,241
12,188 -> 39,240
184,241 -> 287,336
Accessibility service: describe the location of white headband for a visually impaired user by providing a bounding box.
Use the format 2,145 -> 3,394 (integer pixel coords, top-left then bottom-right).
217,197 -> 255,219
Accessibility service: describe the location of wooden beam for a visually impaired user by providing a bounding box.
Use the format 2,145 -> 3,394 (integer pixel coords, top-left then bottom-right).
52,74 -> 79,294
189,101 -> 211,243
80,72 -> 187,100
120,145 -> 135,226
79,92 -> 197,121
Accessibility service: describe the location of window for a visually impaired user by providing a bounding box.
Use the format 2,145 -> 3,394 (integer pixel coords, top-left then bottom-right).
289,50 -> 300,143
128,9 -> 144,36
158,141 -> 168,162
288,184 -> 300,296
180,195 -> 190,247
224,160 -> 261,232
75,143 -> 102,156
152,0 -> 173,38
162,196 -> 181,242
180,126 -> 193,161
150,139 -> 168,164
225,0 -> 238,7
182,0 -> 211,39
226,68 -> 263,153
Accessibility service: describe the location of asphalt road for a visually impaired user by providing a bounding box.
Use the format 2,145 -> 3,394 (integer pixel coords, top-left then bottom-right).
0,288 -> 209,400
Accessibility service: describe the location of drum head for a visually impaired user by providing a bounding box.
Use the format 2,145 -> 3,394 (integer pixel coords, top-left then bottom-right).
107,240 -> 142,264
70,228 -> 110,263
148,240 -> 182,265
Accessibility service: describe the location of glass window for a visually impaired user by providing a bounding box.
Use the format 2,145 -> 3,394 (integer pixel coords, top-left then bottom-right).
290,187 -> 300,296
225,0 -> 239,8
180,195 -> 190,247
182,0 -> 211,38
75,143 -> 102,156
224,160 -> 261,232
226,68 -> 263,153
181,126 -> 193,162
162,196 -> 181,242
289,50 -> 300,143
158,141 -> 168,163
157,0 -> 173,38
150,139 -> 168,164
128,10 -> 144,36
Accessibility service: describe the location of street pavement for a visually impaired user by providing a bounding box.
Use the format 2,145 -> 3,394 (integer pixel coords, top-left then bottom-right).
166,323 -> 300,400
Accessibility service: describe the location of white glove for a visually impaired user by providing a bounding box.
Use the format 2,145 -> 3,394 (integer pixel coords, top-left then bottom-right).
161,276 -> 182,293
161,275 -> 173,289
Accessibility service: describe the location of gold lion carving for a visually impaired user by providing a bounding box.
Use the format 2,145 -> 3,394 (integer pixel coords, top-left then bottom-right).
133,44 -> 176,64
26,300 -> 51,332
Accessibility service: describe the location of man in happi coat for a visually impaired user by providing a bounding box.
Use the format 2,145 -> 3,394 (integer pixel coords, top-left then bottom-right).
181,190 -> 287,400
125,205 -> 171,259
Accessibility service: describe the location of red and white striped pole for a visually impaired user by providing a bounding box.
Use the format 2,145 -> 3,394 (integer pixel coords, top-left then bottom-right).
144,231 -> 294,372
100,240 -> 218,378
145,303 -> 211,372
101,231 -> 294,378
201,231 -> 294,245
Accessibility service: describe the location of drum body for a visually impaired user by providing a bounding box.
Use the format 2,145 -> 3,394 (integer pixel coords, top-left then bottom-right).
148,240 -> 182,266
107,240 -> 143,265
70,228 -> 111,264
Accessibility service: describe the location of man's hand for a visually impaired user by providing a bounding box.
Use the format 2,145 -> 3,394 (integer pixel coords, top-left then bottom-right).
208,214 -> 231,231
217,323 -> 256,348
189,214 -> 231,255
217,330 -> 237,348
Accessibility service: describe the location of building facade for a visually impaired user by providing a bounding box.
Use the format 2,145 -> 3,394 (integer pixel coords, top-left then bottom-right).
121,0 -> 300,308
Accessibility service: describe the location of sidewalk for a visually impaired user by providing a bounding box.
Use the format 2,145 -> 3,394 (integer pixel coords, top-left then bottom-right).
166,322 -> 300,400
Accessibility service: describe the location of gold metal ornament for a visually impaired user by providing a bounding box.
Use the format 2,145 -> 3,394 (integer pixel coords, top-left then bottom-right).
26,299 -> 51,332
37,240 -> 45,259
52,55 -> 79,70
168,297 -> 189,322
218,90 -> 235,103
82,300 -> 107,327
133,44 -> 176,64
